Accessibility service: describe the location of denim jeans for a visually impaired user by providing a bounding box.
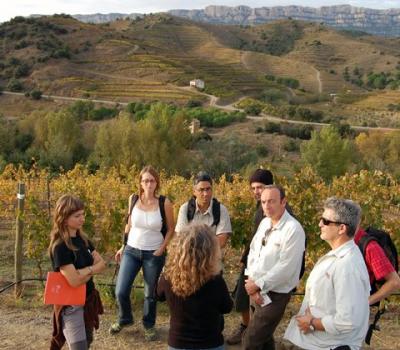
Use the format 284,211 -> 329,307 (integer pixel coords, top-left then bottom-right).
115,245 -> 165,329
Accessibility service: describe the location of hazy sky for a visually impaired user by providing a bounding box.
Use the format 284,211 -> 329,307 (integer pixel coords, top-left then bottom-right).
1,1 -> 399,23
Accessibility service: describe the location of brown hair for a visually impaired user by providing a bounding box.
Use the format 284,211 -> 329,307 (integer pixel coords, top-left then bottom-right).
139,165 -> 160,197
48,194 -> 90,256
164,224 -> 221,297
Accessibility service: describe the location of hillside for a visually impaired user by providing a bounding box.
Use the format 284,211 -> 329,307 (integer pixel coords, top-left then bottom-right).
1,14 -> 400,108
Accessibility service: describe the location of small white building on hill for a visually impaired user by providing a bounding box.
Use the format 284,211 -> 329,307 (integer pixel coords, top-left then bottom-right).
190,79 -> 205,90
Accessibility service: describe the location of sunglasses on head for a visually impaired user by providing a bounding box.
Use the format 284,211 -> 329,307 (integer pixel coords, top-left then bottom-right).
320,217 -> 347,226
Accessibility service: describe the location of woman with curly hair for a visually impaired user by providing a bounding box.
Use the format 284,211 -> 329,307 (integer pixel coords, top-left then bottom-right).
157,224 -> 233,350
48,195 -> 106,350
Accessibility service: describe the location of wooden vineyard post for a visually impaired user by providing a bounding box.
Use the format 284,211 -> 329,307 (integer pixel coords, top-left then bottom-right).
14,183 -> 25,298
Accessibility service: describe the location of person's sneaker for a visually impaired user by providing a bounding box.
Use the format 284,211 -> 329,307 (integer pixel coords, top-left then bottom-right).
226,323 -> 247,345
144,327 -> 157,341
109,321 -> 133,334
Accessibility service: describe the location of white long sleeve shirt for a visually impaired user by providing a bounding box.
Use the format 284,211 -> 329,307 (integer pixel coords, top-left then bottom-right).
247,210 -> 305,294
284,240 -> 370,350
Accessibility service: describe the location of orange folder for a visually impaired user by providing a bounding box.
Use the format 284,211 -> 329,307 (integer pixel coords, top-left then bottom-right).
44,271 -> 86,306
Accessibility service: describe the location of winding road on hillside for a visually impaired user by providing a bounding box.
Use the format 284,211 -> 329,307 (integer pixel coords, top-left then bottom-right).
2,90 -> 398,131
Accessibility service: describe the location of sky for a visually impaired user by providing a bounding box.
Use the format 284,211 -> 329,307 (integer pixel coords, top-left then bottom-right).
1,1 -> 399,23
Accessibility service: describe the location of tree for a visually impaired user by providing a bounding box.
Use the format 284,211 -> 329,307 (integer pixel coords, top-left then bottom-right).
92,114 -> 138,168
133,103 -> 191,173
93,103 -> 191,172
30,110 -> 82,170
355,131 -> 400,176
301,126 -> 353,181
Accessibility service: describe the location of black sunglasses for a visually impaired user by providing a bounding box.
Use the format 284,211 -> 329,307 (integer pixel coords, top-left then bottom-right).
320,217 -> 346,226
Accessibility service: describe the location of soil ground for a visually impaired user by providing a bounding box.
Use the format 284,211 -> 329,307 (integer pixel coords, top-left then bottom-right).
0,281 -> 399,350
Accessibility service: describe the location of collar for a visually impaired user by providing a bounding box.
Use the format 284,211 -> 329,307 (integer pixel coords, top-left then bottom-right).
268,209 -> 290,231
326,239 -> 355,258
195,198 -> 213,215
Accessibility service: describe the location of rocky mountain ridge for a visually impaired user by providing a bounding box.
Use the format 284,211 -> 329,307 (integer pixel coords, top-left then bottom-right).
169,5 -> 400,36
71,5 -> 400,37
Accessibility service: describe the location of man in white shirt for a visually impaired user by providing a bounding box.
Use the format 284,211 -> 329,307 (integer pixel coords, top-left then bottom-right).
175,171 -> 232,247
284,197 -> 370,350
243,185 -> 305,350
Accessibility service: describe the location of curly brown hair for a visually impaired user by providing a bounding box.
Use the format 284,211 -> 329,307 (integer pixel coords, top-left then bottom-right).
164,224 -> 221,298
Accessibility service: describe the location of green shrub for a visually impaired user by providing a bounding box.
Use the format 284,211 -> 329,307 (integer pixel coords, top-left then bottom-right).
88,107 -> 118,121
30,90 -> 42,100
7,78 -> 23,92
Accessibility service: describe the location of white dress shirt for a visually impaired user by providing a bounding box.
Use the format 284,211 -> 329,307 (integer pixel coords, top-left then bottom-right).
284,240 -> 370,350
247,210 -> 305,294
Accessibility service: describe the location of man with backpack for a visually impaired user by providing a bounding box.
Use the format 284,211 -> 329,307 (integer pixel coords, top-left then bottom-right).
354,227 -> 400,306
175,171 -> 232,247
354,226 -> 400,345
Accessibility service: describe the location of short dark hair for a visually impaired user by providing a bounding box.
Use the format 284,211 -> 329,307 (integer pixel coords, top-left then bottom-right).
264,184 -> 286,200
193,171 -> 212,186
249,169 -> 274,186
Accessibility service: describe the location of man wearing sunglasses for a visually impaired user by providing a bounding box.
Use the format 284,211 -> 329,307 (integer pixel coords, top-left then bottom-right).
243,185 -> 305,350
284,197 -> 370,350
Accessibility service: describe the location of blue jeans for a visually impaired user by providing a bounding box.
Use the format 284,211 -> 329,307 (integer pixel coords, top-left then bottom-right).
115,245 -> 165,329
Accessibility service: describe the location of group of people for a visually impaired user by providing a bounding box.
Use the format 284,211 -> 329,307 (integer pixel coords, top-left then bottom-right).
48,166 -> 400,350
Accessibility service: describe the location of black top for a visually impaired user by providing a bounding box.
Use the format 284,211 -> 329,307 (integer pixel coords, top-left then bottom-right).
51,235 -> 95,296
157,274 -> 233,349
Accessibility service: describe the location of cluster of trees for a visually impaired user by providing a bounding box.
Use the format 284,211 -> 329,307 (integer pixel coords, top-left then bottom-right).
343,66 -> 400,90
265,74 -> 300,89
300,126 -> 400,181
236,97 -> 325,123
259,122 -> 313,140
0,101 -> 251,174
184,107 -> 246,127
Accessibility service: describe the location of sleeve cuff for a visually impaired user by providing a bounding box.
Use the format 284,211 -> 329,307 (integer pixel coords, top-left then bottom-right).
321,315 -> 339,335
255,277 -> 266,293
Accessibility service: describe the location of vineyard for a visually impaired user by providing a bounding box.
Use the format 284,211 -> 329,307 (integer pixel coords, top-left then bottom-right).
1,164 -> 400,282
1,166 -> 400,349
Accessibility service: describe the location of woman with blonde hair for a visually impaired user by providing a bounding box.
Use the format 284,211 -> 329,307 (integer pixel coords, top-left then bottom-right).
110,165 -> 175,341
157,224 -> 233,350
48,195 -> 106,350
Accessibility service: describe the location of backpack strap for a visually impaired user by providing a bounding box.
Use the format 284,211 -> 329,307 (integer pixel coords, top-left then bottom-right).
187,196 -> 221,227
211,198 -> 221,227
158,195 -> 168,238
123,194 -> 139,245
186,196 -> 197,222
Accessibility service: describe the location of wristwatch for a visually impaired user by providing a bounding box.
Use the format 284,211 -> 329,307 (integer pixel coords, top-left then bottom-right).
309,317 -> 315,332
88,266 -> 93,275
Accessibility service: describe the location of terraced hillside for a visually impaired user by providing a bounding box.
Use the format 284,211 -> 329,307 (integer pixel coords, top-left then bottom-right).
1,14 -> 400,103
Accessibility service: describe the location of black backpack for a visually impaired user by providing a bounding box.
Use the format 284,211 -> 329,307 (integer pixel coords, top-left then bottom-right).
186,196 -> 221,227
126,194 -> 168,237
357,226 -> 399,289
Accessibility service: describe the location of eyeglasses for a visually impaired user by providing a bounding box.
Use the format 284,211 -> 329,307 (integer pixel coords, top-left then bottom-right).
320,217 -> 346,226
141,179 -> 156,184
195,186 -> 212,193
